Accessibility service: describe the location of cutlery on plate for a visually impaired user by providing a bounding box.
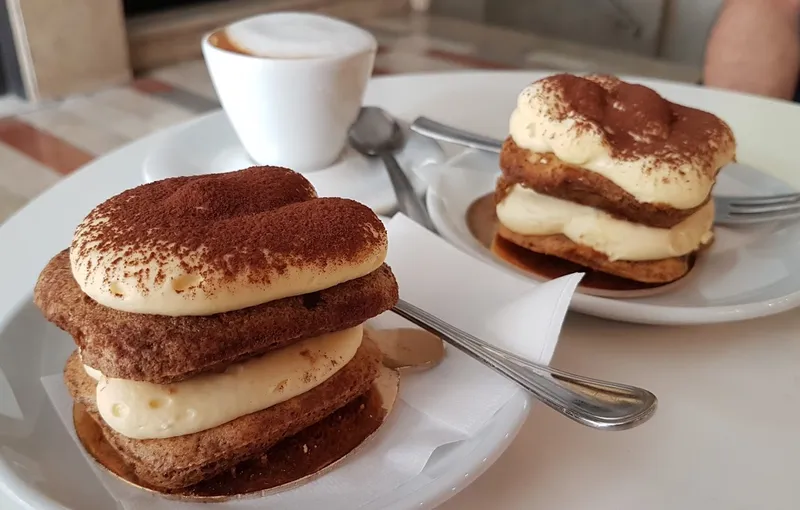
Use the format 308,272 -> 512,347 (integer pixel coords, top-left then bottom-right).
366,326 -> 446,372
411,116 -> 504,154
410,116 -> 800,225
712,194 -> 800,224
393,299 -> 658,431
349,107 -> 436,230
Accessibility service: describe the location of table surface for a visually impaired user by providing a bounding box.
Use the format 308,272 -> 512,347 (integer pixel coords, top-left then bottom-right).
1,71 -> 799,510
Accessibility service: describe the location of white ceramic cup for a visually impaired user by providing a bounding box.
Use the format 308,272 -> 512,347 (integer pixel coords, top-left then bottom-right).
202,13 -> 377,172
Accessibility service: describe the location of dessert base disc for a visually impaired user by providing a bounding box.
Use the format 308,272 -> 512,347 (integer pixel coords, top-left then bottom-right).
73,365 -> 400,502
466,193 -> 696,299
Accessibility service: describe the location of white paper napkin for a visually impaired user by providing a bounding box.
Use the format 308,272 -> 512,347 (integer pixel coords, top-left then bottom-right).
41,214 -> 582,510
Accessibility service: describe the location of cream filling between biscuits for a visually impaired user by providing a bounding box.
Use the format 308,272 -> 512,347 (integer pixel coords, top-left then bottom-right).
496,184 -> 714,262
83,324 -> 364,440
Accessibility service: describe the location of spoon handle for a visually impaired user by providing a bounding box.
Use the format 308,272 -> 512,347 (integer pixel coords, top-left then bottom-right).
392,299 -> 658,431
410,116 -> 504,154
380,152 -> 436,231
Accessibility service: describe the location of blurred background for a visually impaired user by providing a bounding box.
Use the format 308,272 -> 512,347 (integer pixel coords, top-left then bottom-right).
0,0 -> 713,104
0,0 -> 740,224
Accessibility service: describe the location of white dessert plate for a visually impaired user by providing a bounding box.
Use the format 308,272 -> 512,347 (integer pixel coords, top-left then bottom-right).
142,111 -> 446,215
425,149 -> 800,325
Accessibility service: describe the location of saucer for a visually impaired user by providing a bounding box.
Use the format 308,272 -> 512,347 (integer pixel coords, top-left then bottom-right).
142,111 -> 446,215
426,149 -> 800,326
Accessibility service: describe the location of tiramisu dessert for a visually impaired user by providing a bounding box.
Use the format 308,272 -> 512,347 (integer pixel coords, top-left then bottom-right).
33,166 -> 399,495
495,73 -> 736,285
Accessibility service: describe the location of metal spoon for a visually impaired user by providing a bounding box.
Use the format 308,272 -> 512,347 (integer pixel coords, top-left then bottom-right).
366,326 -> 445,372
349,107 -> 435,230
393,299 -> 658,431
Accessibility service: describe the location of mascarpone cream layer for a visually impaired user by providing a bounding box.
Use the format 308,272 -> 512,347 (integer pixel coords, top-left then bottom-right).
496,184 -> 714,261
84,325 -> 363,439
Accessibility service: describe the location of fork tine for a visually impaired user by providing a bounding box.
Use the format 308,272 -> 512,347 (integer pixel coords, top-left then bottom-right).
724,192 -> 800,206
728,200 -> 800,215
718,212 -> 800,225
721,201 -> 800,224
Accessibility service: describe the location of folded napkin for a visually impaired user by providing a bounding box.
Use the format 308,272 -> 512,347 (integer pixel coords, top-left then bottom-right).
41,214 -> 582,510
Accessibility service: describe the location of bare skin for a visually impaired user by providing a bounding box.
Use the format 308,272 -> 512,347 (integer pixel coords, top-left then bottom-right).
704,0 -> 800,100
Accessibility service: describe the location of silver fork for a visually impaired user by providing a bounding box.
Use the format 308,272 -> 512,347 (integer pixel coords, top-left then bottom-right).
410,116 -> 800,226
713,194 -> 800,225
393,299 -> 658,431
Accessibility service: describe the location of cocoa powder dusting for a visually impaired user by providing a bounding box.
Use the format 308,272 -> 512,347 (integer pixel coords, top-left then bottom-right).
538,74 -> 735,179
71,166 -> 386,296
299,348 -> 320,364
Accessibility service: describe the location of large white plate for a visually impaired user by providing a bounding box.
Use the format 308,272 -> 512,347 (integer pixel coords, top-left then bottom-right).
3,71 -> 800,510
0,297 -> 529,510
424,149 -> 800,325
0,94 -> 523,510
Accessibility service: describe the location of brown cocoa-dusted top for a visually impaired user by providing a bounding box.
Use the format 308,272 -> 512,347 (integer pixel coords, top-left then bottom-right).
539,73 -> 735,171
510,73 -> 737,209
69,166 -> 388,316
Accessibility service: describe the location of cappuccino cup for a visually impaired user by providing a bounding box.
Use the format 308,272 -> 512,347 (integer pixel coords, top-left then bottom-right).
202,13 -> 377,172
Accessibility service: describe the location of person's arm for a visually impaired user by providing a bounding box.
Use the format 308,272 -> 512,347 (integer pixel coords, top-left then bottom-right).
704,0 -> 800,100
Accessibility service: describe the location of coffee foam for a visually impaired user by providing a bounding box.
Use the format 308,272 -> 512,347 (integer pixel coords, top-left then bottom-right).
223,12 -> 376,59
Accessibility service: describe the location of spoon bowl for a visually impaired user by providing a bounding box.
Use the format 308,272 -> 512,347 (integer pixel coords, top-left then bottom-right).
366,327 -> 445,372
349,107 -> 405,155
